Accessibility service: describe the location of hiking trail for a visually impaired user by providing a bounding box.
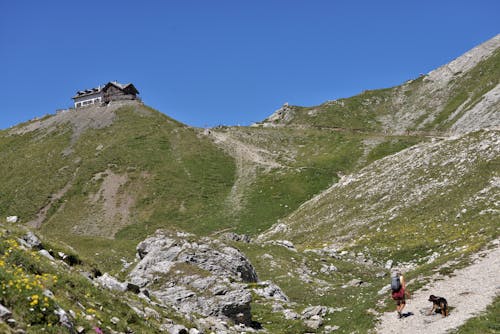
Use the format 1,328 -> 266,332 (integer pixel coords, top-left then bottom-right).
207,130 -> 283,213
376,240 -> 500,334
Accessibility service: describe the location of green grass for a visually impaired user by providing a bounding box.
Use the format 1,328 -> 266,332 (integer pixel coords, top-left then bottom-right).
26,106 -> 237,271
0,224 -> 181,333
235,241 -> 389,333
365,136 -> 423,164
0,128 -> 73,222
450,296 -> 500,334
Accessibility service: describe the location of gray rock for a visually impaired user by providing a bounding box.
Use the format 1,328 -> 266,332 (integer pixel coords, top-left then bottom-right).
303,315 -> 323,330
6,216 -> 18,223
160,323 -> 188,334
324,325 -> 340,333
144,307 -> 160,320
301,305 -> 327,319
221,232 -> 251,243
95,273 -> 127,292
273,240 -> 297,251
320,264 -> 338,274
38,249 -> 55,261
76,326 -> 85,334
128,230 -> 259,325
43,289 -> 55,298
271,303 -> 284,312
54,308 -> 74,332
385,259 -> 393,269
110,316 -> 120,324
253,281 -> 288,301
20,231 -> 42,249
0,303 -> 12,320
283,309 -> 299,320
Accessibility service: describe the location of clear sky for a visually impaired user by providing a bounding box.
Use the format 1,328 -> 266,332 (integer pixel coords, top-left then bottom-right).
1,1 -> 498,129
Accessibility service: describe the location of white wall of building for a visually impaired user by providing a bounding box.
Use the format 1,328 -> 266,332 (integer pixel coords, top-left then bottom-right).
74,92 -> 103,108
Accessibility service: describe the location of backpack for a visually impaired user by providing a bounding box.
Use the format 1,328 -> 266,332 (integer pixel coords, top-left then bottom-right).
391,275 -> 401,292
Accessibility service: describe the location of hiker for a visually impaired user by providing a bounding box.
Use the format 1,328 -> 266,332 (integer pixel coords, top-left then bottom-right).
391,269 -> 407,318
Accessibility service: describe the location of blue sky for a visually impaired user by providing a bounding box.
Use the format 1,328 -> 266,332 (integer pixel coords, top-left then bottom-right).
0,1 -> 498,129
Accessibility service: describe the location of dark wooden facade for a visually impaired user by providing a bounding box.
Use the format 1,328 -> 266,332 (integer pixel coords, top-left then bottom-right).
102,82 -> 139,104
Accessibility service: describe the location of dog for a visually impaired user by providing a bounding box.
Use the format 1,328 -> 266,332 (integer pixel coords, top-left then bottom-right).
428,295 -> 448,317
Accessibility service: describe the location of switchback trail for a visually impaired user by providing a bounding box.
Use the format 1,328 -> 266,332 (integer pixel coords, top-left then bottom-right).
376,241 -> 500,334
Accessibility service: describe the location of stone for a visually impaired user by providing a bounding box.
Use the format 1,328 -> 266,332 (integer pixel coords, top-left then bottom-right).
0,303 -> 12,320
283,309 -> 299,320
159,323 -> 188,334
273,240 -> 296,251
6,216 -> 18,223
139,306 -> 158,320
303,315 -> 323,330
55,308 -> 74,332
95,273 -> 127,292
110,316 -> 120,324
384,260 -> 393,269
128,230 -> 259,325
221,232 -> 251,243
38,249 -> 55,261
20,231 -> 42,249
43,289 -> 55,298
301,305 -> 327,319
76,326 -> 85,333
320,264 -> 338,274
253,281 -> 288,301
324,325 -> 340,333
271,303 -> 284,312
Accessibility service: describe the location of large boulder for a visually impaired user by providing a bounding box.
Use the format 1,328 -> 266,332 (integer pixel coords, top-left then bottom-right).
20,231 -> 42,249
128,230 -> 258,325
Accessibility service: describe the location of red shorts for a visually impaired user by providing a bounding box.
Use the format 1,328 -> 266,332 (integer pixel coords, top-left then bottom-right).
392,289 -> 405,305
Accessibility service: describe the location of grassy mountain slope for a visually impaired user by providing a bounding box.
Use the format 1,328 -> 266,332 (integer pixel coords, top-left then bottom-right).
1,103 -> 237,270
261,129 -> 499,266
259,35 -> 500,135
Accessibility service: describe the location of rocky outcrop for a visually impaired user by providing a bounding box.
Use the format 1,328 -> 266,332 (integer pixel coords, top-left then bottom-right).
128,230 -> 259,325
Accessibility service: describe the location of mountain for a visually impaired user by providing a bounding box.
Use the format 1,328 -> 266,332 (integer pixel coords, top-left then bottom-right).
259,34 -> 500,135
0,35 -> 498,333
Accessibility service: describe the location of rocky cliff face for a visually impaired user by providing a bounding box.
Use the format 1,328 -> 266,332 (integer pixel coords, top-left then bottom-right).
128,230 -> 258,326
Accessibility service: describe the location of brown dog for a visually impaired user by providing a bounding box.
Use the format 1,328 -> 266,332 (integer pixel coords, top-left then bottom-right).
428,295 -> 449,317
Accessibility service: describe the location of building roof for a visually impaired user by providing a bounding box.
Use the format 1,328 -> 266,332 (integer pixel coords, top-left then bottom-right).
72,81 -> 139,100
72,86 -> 102,99
102,81 -> 139,95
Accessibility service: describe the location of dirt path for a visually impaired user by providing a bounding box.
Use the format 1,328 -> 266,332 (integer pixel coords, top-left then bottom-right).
208,131 -> 282,212
376,241 -> 500,334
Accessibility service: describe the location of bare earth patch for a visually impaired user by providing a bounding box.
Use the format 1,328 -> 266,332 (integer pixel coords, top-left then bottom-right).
78,169 -> 135,237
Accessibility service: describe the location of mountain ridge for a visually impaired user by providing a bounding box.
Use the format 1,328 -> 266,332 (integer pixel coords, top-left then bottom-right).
0,34 -> 499,333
